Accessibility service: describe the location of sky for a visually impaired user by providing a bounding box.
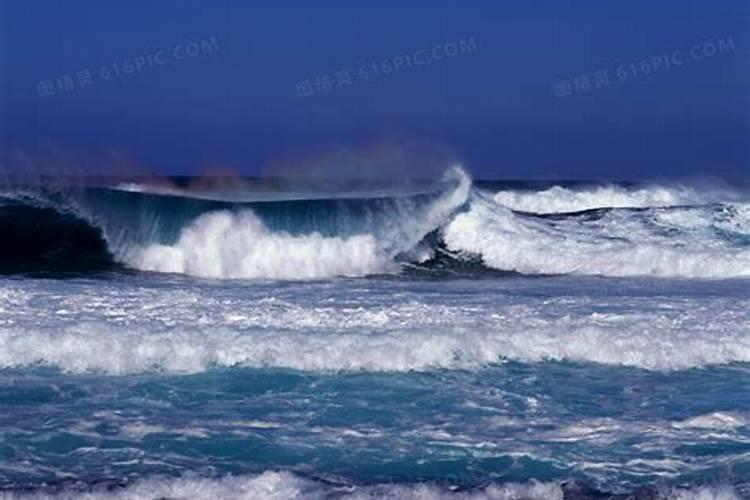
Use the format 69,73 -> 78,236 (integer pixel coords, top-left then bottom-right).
1,0 -> 748,180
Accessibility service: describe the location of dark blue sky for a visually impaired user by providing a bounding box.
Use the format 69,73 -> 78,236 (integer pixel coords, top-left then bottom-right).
1,0 -> 748,180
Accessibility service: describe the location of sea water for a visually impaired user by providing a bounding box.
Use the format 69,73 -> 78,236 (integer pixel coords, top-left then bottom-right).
0,168 -> 748,499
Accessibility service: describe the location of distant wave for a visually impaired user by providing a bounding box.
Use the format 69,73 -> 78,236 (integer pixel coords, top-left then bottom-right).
113,182 -> 183,196
1,169 -> 749,279
491,184 -> 737,214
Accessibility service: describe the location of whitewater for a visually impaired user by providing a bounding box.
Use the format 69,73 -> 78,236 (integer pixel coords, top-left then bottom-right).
1,168 -> 749,498
3,166 -> 749,279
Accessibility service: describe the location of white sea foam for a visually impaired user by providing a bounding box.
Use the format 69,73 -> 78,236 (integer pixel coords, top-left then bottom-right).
661,486 -> 742,500
443,195 -> 750,278
1,472 -> 742,499
129,210 -> 385,279
672,412 -> 748,431
654,204 -> 750,235
492,184 -> 722,214
0,471 -> 566,500
1,269 -> 748,375
1,293 -> 748,374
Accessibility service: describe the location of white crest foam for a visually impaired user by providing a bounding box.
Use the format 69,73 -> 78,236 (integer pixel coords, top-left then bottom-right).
492,185 -> 721,214
1,472 -> 741,500
443,195 -> 750,278
129,210 -> 385,279
1,297 -> 748,374
0,471 -> 566,500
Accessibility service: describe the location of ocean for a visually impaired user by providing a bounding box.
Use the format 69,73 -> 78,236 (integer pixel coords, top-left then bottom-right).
0,167 -> 749,499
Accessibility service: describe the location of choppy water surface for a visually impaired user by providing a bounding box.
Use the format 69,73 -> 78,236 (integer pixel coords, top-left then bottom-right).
1,172 -> 749,498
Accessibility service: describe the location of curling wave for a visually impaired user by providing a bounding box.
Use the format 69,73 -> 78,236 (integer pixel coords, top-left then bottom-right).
1,170 -> 749,279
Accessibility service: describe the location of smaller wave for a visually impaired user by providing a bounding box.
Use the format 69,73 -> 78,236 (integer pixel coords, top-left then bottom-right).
443,194 -> 750,279
492,184 -> 730,214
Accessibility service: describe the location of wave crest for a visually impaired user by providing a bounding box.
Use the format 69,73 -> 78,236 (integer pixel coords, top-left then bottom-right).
492,184 -> 724,214
443,194 -> 750,278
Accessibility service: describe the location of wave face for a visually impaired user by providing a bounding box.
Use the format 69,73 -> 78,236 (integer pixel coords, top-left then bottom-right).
0,199 -> 113,272
1,170 -> 749,279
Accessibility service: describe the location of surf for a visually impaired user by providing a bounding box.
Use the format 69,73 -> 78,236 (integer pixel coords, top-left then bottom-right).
443,190 -> 750,278
1,169 -> 749,279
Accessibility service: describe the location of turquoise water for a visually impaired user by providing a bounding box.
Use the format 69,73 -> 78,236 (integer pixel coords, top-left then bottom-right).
1,274 -> 749,498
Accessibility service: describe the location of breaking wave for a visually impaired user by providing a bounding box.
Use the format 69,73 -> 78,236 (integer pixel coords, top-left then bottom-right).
443,192 -> 750,279
132,211 -> 385,279
1,169 -> 749,279
1,281 -> 748,374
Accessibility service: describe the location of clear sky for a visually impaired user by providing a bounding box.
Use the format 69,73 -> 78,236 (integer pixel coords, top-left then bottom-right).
1,0 -> 748,180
